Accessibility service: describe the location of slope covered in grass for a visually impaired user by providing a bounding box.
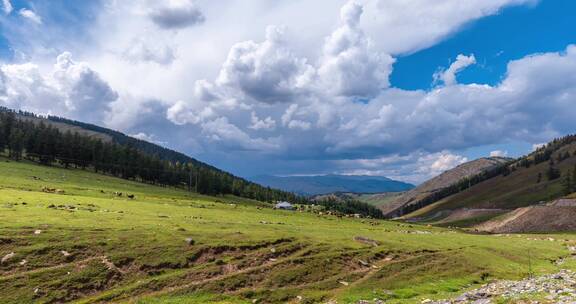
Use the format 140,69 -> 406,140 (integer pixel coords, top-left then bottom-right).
406,141 -> 576,221
1,159 -> 576,303
383,157 -> 512,218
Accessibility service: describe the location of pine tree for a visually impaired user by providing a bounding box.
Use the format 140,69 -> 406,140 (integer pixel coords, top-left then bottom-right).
562,171 -> 572,195
546,161 -> 561,181
8,128 -> 25,160
572,165 -> 576,193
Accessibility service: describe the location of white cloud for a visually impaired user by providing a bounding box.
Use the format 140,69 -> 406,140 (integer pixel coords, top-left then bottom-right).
148,0 -> 205,30
3,0 -> 568,181
122,37 -> 176,65
0,52 -> 117,123
131,132 -> 154,141
310,44 -> 576,168
19,8 -> 42,24
166,100 -> 215,126
2,0 -> 12,15
281,103 -> 311,130
434,54 -> 476,85
249,111 -> 276,131
532,143 -> 546,151
214,25 -> 314,104
363,0 -> 537,54
201,117 -> 280,151
287,120 -> 311,131
490,150 -> 508,157
318,1 -> 394,98
130,132 -> 167,145
428,151 -> 468,174
334,150 -> 467,184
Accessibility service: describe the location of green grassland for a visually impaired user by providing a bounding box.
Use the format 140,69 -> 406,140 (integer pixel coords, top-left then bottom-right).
1,159 -> 576,303
356,193 -> 403,208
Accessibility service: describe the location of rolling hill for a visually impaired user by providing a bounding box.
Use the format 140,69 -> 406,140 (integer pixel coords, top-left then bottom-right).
251,174 -> 414,196
402,134 -> 576,226
0,106 -> 303,205
381,157 -> 512,218
1,156 -> 575,303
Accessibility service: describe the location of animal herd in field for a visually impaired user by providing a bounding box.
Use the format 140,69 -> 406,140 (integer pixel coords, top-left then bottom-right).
40,186 -> 65,194
41,185 -> 135,199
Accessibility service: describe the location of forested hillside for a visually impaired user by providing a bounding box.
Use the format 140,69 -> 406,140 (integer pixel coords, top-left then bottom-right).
382,157 -> 512,217
405,134 -> 576,220
0,107 -> 303,203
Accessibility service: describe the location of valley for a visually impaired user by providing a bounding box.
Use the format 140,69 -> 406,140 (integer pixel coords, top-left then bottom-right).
1,1 -> 575,303
2,159 -> 576,303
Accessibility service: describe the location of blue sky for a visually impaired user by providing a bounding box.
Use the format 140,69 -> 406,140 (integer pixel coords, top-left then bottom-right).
390,0 -> 576,163
392,0 -> 576,90
1,0 -> 575,184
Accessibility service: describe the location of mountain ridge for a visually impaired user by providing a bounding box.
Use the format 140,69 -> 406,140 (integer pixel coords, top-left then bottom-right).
382,156 -> 513,218
251,174 -> 414,196
400,134 -> 576,227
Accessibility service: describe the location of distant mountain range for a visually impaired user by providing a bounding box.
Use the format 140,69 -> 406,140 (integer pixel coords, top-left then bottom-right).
251,174 -> 414,196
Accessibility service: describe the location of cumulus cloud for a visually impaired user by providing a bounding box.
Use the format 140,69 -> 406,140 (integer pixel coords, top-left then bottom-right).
2,0 -> 12,15
429,152 -> 468,174
249,112 -> 276,131
149,0 -> 205,30
130,132 -> 168,145
166,100 -> 215,126
318,1 -> 394,98
52,52 -> 118,121
201,117 -> 280,151
122,38 -> 176,65
434,54 -> 476,85
19,8 -> 42,24
215,25 -> 314,104
0,52 -> 117,123
323,45 -> 576,158
159,1 -> 576,179
281,104 -> 311,130
335,150 -> 468,184
4,0 -> 570,181
490,150 -> 508,157
532,143 -> 546,151
364,0 -> 536,54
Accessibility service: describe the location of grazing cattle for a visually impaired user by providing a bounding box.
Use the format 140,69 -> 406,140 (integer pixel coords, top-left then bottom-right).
114,192 -> 123,197
127,194 -> 135,199
41,186 -> 56,193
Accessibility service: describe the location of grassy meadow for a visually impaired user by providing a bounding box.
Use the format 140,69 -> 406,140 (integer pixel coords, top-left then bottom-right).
1,158 -> 576,303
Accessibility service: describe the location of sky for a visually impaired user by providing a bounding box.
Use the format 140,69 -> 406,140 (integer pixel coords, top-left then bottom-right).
0,0 -> 575,184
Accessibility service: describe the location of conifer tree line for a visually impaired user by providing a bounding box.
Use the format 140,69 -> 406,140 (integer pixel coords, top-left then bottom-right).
561,165 -> 576,196
0,107 -> 303,203
316,197 -> 385,219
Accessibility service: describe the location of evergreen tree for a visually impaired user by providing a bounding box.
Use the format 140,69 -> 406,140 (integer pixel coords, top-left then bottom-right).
562,171 -> 573,195
8,128 -> 25,160
547,160 -> 561,181
572,165 -> 576,193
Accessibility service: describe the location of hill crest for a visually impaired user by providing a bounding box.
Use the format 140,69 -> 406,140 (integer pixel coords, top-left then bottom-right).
382,157 -> 513,217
